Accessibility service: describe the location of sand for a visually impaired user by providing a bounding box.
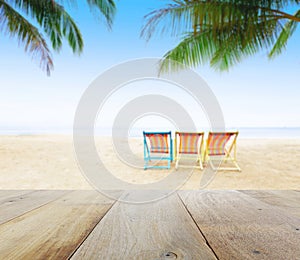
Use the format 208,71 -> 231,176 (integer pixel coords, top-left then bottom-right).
0,135 -> 299,190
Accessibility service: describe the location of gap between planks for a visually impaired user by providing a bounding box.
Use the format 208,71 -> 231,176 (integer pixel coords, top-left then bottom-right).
70,190 -> 217,259
178,190 -> 300,260
0,190 -> 70,225
0,190 -> 119,259
176,191 -> 220,260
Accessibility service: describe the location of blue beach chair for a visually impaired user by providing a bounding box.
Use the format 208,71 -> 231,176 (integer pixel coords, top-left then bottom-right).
143,131 -> 173,169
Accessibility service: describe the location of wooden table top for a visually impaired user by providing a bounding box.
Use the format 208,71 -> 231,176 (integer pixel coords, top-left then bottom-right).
0,190 -> 299,259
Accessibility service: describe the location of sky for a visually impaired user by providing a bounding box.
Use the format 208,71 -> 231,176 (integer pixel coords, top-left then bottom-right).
0,0 -> 300,133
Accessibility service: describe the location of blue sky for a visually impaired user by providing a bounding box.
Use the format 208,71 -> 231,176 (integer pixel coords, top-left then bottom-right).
0,0 -> 300,132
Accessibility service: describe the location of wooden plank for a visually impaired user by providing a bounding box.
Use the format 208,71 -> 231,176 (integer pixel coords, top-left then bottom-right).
0,190 -> 69,224
0,190 -> 33,203
241,190 -> 300,218
0,190 -> 116,259
71,191 -> 217,259
179,190 -> 300,260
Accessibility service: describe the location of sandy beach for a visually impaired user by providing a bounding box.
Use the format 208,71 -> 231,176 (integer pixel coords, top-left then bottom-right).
0,135 -> 299,190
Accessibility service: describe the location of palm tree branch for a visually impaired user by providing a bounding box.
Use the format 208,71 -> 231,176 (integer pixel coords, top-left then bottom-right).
53,0 -> 116,28
269,9 -> 300,57
142,0 -> 300,40
262,5 -> 300,22
86,0 -> 116,28
0,0 -> 53,75
161,17 -> 281,71
7,0 -> 84,53
210,19 -> 280,69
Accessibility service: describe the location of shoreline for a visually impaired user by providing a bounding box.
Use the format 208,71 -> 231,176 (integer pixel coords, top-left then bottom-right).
0,135 -> 299,190
1,133 -> 300,139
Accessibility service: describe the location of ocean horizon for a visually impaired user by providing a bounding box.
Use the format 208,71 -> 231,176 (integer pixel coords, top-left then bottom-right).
0,126 -> 300,139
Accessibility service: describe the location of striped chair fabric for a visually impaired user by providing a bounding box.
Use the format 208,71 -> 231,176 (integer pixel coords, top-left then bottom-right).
178,133 -> 201,154
146,133 -> 169,153
207,133 -> 234,156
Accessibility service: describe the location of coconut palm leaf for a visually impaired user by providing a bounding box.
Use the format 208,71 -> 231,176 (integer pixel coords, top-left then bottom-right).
1,0 -> 116,75
142,0 -> 300,71
86,0 -> 116,28
50,0 -> 116,27
161,17 -> 280,71
142,1 -> 286,38
55,0 -> 116,27
0,1 -> 53,74
10,0 -> 84,52
269,9 -> 300,57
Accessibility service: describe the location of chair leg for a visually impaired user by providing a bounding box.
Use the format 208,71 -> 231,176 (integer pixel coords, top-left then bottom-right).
233,160 -> 241,172
199,159 -> 203,170
175,160 -> 179,170
227,154 -> 241,172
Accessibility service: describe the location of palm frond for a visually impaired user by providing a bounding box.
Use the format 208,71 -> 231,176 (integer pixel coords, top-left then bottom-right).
161,31 -> 218,72
161,16 -> 281,71
143,0 -> 300,71
7,0 -> 84,53
269,9 -> 300,57
86,0 -> 116,28
54,0 -> 116,28
141,0 -> 292,40
1,0 -> 116,75
0,1 -> 53,75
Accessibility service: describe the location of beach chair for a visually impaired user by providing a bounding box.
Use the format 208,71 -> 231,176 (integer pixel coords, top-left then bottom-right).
174,132 -> 204,170
204,132 -> 241,171
143,131 -> 173,169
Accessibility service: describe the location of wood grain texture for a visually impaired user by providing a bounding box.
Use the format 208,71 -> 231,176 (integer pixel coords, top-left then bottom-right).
0,190 -> 69,225
0,190 -> 32,200
0,190 -> 33,205
179,190 -> 300,260
240,190 -> 300,218
71,191 -> 217,260
0,190 -> 116,260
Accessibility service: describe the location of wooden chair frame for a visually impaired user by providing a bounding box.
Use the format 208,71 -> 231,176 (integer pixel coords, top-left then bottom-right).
174,132 -> 204,170
204,131 -> 241,171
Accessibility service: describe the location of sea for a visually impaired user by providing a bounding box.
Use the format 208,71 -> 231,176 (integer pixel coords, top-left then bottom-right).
0,127 -> 300,139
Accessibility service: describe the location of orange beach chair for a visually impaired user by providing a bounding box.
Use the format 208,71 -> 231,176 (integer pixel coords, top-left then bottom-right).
174,132 -> 204,170
204,132 -> 241,171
